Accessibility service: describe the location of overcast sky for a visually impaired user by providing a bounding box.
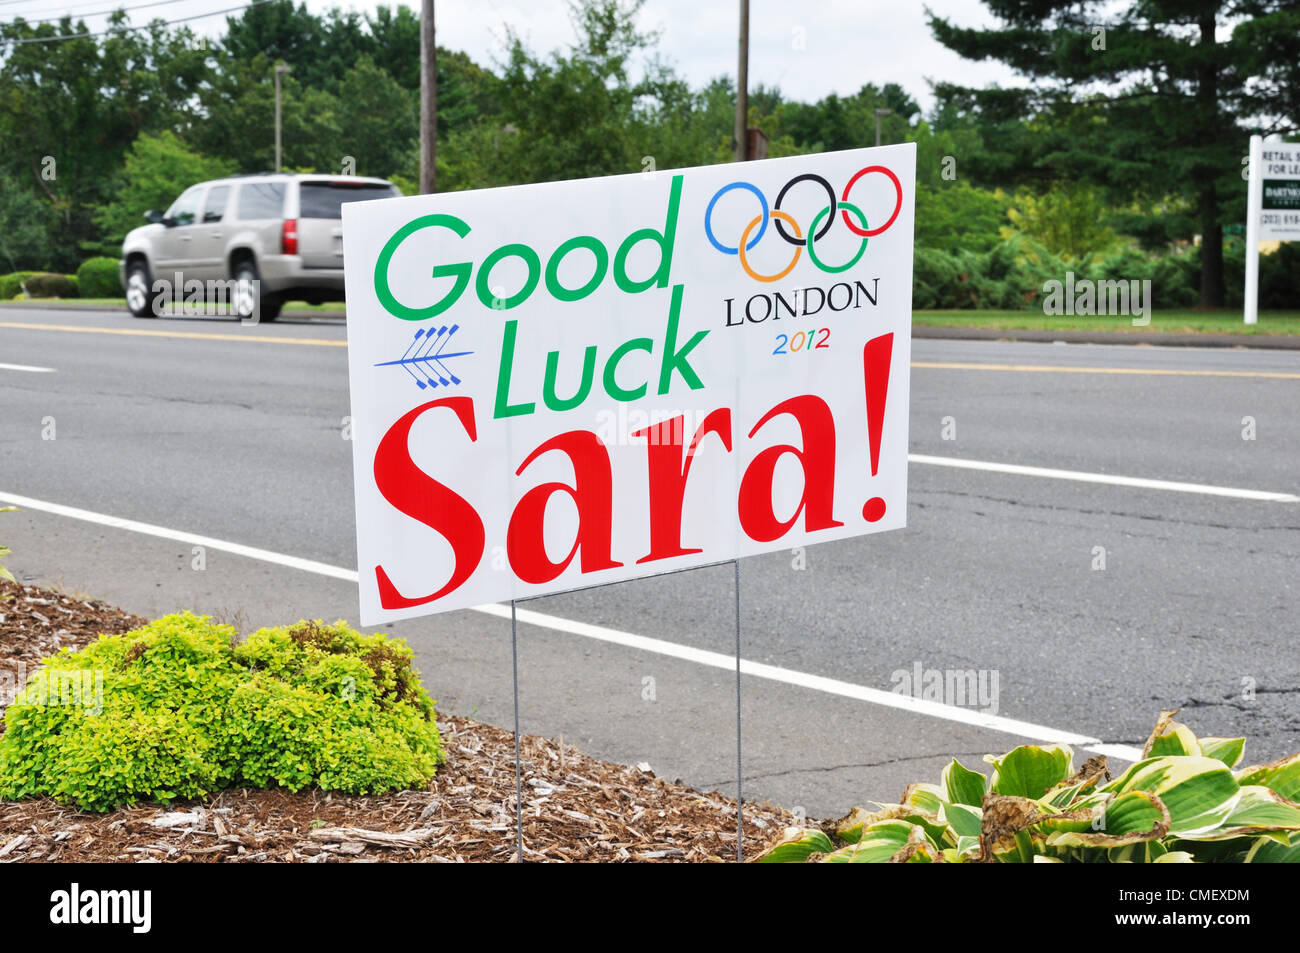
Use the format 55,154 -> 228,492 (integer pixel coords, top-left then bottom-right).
13,0 -> 1028,113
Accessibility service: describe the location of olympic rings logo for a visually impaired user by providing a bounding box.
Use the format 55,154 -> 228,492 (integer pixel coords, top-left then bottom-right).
703,165 -> 902,282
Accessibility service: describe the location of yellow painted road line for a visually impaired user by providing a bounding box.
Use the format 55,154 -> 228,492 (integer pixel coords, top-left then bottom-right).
912,361 -> 1300,380
2,324 -> 1297,378
0,320 -> 346,347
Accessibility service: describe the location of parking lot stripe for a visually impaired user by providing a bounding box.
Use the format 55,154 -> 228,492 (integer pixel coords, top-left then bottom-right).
0,362 -> 54,373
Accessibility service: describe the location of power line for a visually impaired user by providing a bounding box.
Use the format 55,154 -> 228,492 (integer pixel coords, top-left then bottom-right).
6,0 -> 198,27
0,0 -> 161,13
4,0 -> 272,43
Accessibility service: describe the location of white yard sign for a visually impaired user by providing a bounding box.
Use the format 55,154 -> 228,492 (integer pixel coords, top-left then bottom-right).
1258,141 -> 1300,241
343,145 -> 916,623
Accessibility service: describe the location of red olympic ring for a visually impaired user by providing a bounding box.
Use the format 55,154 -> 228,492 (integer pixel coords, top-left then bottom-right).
840,165 -> 902,238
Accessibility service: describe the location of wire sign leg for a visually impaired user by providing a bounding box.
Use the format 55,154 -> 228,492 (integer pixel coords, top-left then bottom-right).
734,558 -> 743,863
511,599 -> 524,863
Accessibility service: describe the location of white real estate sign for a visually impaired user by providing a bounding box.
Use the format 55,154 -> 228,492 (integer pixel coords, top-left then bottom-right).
343,145 -> 916,624
1258,141 -> 1300,241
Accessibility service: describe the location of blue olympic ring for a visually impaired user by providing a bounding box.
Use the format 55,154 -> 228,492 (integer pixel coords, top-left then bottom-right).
703,182 -> 768,255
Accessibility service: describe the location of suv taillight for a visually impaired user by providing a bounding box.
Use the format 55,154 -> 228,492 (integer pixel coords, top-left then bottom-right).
281,218 -> 298,255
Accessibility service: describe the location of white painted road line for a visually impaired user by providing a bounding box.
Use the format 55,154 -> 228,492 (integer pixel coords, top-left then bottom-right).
0,491 -> 356,583
0,488 -> 1144,761
910,453 -> 1300,502
0,362 -> 54,373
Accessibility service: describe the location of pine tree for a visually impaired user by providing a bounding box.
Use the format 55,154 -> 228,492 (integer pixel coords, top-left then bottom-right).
930,1 -> 1300,308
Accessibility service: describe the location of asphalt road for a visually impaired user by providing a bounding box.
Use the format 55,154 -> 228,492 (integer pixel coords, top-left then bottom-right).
2,307 -> 1297,820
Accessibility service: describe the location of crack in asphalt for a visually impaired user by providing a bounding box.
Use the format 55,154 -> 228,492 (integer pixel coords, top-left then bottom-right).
698,751 -> 999,789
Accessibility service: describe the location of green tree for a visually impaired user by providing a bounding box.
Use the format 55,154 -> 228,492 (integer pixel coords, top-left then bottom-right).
336,56 -> 417,179
490,0 -> 659,183
0,15 -> 211,268
929,1 -> 1300,308
1003,184 -> 1117,261
773,83 -> 920,153
194,55 -> 342,173
91,131 -> 234,252
0,172 -> 58,271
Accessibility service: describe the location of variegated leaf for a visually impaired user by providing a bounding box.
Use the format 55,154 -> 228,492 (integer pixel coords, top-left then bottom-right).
1199,736 -> 1246,769
1180,785 -> 1300,842
1105,756 -> 1240,837
942,758 -> 987,807
985,744 -> 1073,799
754,826 -> 835,863
1047,791 -> 1170,848
1143,710 -> 1202,759
819,820 -> 936,863
1237,753 -> 1300,800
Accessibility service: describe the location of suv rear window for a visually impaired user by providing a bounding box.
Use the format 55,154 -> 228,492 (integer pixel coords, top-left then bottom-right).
299,182 -> 400,219
237,182 -> 286,220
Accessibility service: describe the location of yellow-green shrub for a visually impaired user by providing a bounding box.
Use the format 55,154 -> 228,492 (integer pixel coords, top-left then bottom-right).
0,613 -> 444,811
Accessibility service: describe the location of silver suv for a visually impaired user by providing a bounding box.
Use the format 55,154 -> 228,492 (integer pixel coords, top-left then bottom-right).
119,173 -> 399,321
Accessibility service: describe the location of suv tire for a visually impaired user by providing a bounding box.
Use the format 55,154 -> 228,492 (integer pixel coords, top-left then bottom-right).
232,259 -> 282,322
125,260 -> 158,318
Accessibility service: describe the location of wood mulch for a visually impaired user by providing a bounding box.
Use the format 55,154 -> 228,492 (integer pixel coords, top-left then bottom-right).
0,580 -> 792,862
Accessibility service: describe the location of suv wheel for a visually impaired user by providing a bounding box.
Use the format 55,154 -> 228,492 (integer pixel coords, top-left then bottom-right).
125,261 -> 157,318
232,259 -> 281,322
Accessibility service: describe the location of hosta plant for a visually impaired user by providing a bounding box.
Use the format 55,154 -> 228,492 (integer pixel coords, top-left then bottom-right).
755,711 -> 1300,863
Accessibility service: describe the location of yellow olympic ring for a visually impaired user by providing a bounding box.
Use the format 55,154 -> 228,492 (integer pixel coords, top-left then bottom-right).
737,210 -> 802,282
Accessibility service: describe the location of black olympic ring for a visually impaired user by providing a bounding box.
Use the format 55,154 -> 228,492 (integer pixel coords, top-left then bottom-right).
771,173 -> 837,247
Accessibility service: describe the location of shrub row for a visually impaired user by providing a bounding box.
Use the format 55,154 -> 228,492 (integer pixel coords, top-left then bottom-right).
0,271 -> 77,299
0,258 -> 120,300
913,238 -> 1300,311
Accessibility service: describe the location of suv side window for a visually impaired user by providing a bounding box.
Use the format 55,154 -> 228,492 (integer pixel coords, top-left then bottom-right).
202,185 -> 231,223
236,182 -> 286,220
165,186 -> 204,227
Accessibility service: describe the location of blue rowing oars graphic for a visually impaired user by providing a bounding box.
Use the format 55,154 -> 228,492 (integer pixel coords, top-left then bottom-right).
375,325 -> 472,389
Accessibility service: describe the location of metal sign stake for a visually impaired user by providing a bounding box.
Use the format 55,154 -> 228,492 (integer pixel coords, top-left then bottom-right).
734,558 -> 744,862
511,598 -> 524,863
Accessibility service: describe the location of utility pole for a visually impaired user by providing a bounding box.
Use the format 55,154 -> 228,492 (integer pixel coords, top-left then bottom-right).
420,0 -> 437,193
875,108 -> 892,148
734,0 -> 748,162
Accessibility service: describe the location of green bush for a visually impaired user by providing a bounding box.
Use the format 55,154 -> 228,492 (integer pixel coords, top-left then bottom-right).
913,237 -> 1066,310
0,613 -> 444,811
75,257 -> 121,299
22,272 -> 78,299
0,272 -> 36,300
757,712 -> 1300,863
913,238 -> 1300,313
1222,239 -> 1300,309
